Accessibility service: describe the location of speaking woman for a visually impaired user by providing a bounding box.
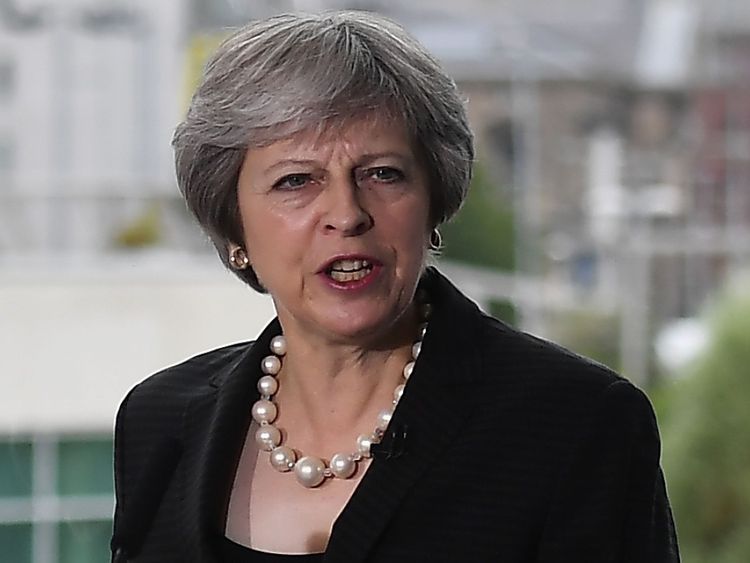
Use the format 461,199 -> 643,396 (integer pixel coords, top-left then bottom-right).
110,11 -> 679,563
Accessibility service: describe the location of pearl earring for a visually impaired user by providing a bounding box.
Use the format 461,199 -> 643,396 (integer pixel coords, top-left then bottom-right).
229,247 -> 250,270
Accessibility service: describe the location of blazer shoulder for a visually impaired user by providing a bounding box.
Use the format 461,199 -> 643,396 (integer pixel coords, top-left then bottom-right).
425,268 -> 635,417
136,341 -> 252,395
475,313 -> 631,412
472,314 -> 662,472
117,341 -> 254,429
481,316 -> 627,394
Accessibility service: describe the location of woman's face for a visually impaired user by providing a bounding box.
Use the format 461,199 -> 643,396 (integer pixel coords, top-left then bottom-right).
236,117 -> 431,345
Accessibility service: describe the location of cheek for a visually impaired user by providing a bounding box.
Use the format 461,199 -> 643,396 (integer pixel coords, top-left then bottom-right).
387,208 -> 431,266
240,200 -> 313,249
401,200 -> 432,244
408,221 -> 430,248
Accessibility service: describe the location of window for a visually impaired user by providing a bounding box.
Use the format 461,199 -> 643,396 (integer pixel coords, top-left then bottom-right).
58,439 -> 114,496
0,523 -> 32,563
0,440 -> 32,497
0,436 -> 114,563
58,520 -> 112,563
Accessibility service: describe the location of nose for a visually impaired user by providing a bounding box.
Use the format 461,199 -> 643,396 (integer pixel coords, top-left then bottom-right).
322,175 -> 373,236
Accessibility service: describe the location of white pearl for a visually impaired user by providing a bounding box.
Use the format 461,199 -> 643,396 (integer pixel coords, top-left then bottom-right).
270,446 -> 296,472
419,323 -> 428,339
403,361 -> 415,380
257,375 -> 278,396
356,433 -> 378,458
412,341 -> 422,359
261,355 -> 281,375
420,303 -> 432,319
393,384 -> 405,403
376,407 -> 393,432
255,425 -> 281,451
270,335 -> 287,356
294,456 -> 326,488
251,399 -> 277,423
329,453 -> 356,479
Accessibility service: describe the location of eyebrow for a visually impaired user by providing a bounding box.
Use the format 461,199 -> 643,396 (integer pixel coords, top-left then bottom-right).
263,152 -> 414,176
358,152 -> 413,166
263,159 -> 319,175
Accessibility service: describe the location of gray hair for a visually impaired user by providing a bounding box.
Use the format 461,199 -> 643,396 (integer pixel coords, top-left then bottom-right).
173,10 -> 474,292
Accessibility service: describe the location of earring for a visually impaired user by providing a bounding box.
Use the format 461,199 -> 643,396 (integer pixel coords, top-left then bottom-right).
429,228 -> 443,251
229,247 -> 250,270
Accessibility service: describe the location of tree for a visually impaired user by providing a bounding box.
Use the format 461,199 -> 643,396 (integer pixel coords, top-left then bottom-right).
660,282 -> 750,563
440,165 -> 515,271
439,165 -> 517,324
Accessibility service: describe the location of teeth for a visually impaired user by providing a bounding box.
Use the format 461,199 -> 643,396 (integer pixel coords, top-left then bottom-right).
330,268 -> 370,283
330,259 -> 371,272
327,258 -> 374,283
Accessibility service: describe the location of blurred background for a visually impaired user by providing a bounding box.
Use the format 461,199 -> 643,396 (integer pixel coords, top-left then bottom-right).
1,0 -> 749,561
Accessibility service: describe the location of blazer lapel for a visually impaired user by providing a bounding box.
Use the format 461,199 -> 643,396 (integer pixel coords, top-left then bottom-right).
180,319 -> 281,562
325,268 -> 485,563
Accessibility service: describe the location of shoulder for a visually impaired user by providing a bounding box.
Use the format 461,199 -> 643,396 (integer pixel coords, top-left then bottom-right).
113,341 -> 256,503
479,313 -> 623,394
134,341 -> 251,396
424,266 -> 640,419
116,341 -> 253,431
467,314 -> 660,472
467,312 -> 654,434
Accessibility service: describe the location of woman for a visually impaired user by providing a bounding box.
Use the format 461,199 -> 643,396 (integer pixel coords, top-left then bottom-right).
111,11 -> 679,563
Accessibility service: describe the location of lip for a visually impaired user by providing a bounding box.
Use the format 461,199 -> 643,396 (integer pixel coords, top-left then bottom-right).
316,254 -> 383,291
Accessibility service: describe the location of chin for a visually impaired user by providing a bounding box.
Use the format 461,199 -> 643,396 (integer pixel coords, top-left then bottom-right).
316,309 -> 395,343
324,320 -> 386,343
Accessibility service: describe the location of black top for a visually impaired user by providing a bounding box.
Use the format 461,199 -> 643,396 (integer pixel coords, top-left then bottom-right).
220,537 -> 324,562
111,267 -> 679,562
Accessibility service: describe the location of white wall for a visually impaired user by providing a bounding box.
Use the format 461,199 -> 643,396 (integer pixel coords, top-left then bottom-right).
1,0 -> 186,251
0,256 -> 275,434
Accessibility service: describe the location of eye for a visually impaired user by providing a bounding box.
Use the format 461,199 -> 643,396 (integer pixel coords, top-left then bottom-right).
273,173 -> 312,190
363,167 -> 405,184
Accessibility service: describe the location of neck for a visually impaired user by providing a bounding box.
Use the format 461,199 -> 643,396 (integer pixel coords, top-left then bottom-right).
273,305 -> 419,432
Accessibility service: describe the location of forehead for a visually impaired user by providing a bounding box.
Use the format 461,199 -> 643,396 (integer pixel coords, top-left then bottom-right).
252,115 -> 417,160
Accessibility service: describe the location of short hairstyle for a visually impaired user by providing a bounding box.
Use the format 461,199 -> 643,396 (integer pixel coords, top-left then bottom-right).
173,10 -> 474,292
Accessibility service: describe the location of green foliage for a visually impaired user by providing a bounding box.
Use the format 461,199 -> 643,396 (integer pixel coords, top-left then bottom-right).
113,203 -> 162,248
659,287 -> 750,563
440,166 -> 515,271
489,299 -> 518,327
544,309 -> 621,371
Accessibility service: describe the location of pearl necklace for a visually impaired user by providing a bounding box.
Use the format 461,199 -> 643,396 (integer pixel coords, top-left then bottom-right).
251,304 -> 430,488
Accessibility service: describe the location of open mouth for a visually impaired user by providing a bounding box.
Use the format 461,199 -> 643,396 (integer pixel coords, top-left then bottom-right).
327,259 -> 374,283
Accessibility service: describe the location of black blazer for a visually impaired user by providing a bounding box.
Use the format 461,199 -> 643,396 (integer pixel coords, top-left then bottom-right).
111,268 -> 679,562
